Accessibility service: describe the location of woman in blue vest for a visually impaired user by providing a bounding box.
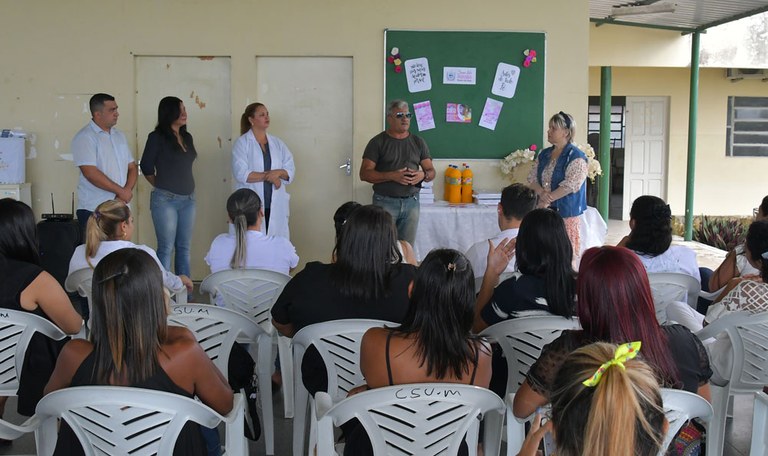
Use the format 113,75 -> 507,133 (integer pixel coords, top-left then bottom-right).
528,111 -> 588,256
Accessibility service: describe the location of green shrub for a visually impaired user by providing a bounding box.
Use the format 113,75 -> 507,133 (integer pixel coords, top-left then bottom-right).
693,215 -> 749,251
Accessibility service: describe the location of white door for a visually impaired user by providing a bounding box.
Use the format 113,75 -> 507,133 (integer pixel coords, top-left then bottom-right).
135,56 -> 232,280
255,57 -> 354,268
623,97 -> 668,220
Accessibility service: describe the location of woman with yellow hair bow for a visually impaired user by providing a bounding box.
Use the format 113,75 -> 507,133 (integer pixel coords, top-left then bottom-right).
517,341 -> 669,456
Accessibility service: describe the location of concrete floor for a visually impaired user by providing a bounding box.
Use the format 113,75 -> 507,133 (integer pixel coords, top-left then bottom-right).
0,219 -> 754,455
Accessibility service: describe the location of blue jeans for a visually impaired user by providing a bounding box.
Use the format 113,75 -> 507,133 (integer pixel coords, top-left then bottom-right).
372,192 -> 420,245
150,188 -> 196,277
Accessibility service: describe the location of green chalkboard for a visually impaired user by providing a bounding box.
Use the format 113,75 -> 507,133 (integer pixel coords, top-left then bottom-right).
384,30 -> 546,159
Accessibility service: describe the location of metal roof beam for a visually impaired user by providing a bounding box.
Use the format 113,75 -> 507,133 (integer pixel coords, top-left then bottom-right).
590,17 -> 697,33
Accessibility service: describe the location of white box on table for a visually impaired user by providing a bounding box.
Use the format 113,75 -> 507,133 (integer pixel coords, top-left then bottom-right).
0,137 -> 25,184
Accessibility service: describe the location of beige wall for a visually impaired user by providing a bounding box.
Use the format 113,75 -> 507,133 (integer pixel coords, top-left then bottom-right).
589,23 -> 692,68
588,66 -> 768,215
1,0 -> 589,265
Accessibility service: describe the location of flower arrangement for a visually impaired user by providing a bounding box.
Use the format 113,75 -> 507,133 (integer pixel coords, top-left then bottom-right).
574,143 -> 603,182
500,148 -> 536,179
500,143 -> 603,183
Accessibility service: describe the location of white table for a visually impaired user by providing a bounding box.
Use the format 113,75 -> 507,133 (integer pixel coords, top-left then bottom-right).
413,203 -> 607,261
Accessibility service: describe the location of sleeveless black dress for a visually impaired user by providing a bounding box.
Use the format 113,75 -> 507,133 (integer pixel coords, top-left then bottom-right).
52,351 -> 206,456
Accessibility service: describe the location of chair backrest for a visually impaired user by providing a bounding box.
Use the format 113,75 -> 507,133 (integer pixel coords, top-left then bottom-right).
658,388 -> 712,455
292,319 -> 395,401
696,311 -> 768,393
199,269 -> 290,333
315,383 -> 505,456
0,310 -> 68,397
480,315 -> 580,396
168,304 -> 265,379
647,272 -> 701,321
64,268 -> 93,300
750,391 -> 768,455
34,386 -> 227,456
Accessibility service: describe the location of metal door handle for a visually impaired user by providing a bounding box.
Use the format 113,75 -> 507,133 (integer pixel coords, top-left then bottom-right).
339,158 -> 352,176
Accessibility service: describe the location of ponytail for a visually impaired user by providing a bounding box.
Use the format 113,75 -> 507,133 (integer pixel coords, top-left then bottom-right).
85,200 -> 131,268
225,189 -> 262,269
551,342 -> 665,456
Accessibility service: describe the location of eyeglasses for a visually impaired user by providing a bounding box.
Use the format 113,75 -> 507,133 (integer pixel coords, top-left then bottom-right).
392,112 -> 412,119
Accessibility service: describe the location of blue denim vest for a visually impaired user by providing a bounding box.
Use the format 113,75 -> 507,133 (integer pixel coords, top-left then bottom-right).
536,143 -> 588,218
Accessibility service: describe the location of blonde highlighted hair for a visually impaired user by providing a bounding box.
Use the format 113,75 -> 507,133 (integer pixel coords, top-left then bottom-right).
550,342 -> 666,456
85,200 -> 131,267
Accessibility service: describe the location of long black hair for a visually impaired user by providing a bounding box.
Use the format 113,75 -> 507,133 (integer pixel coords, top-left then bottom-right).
396,249 -> 481,379
91,249 -> 167,385
746,220 -> 768,282
329,205 -> 401,301
625,195 -> 672,257
0,198 -> 40,265
515,208 -> 575,318
154,96 -> 192,152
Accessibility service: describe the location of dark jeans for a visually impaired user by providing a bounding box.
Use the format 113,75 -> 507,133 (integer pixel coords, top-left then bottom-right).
76,209 -> 92,240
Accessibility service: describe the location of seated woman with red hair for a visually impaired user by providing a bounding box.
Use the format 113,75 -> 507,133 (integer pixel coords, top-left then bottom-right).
513,246 -> 712,419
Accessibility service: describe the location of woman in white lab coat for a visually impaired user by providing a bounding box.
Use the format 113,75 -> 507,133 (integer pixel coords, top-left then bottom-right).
231,103 -> 295,240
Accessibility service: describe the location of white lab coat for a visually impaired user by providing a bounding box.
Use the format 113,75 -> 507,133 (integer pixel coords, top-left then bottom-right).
232,132 -> 295,240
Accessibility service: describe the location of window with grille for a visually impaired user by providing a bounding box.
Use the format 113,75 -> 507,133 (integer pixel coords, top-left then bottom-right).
726,96 -> 768,157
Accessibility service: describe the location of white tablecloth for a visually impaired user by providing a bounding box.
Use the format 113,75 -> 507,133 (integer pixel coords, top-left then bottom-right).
413,203 -> 607,261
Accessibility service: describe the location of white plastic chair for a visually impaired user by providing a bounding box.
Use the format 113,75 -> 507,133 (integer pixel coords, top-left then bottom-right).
292,319 -> 395,456
315,383 -> 505,456
696,311 -> 768,456
750,391 -> 768,455
200,269 -> 293,418
480,316 -> 581,397
0,310 -> 68,444
34,386 -> 245,456
647,272 -> 701,323
64,268 -> 93,338
658,388 -> 712,456
168,303 -> 272,454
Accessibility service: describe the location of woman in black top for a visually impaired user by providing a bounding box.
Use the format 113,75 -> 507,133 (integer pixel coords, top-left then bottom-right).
0,199 -> 82,417
140,96 -> 197,277
271,205 -> 416,394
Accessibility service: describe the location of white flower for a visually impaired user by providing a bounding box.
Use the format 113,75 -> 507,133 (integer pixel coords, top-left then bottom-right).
574,143 -> 602,182
500,148 -> 536,179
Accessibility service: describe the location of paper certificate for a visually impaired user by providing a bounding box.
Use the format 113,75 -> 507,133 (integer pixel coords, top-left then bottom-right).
491,63 -> 520,99
443,67 -> 477,85
413,101 -> 436,131
446,103 -> 472,123
479,98 -> 503,130
404,57 -> 432,93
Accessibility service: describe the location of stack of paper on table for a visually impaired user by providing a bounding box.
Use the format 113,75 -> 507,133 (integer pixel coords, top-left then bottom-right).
419,181 -> 434,204
474,191 -> 500,206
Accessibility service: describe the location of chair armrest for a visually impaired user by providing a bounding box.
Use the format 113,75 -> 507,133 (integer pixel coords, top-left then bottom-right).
222,393 -> 245,456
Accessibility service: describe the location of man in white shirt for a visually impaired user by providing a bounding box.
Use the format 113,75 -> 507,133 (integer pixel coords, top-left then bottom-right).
465,183 -> 537,278
71,93 -> 137,235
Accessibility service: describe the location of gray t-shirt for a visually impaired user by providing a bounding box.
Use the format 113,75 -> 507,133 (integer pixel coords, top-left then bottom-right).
362,131 -> 431,197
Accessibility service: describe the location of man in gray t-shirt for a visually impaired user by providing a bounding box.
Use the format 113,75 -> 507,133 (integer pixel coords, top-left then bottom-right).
360,100 -> 435,244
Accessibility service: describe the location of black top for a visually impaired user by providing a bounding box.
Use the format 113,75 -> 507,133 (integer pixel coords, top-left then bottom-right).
526,323 -> 713,397
362,132 -> 430,197
272,261 -> 416,394
53,350 -> 205,456
0,256 -> 68,416
140,130 -> 197,195
481,272 -> 571,326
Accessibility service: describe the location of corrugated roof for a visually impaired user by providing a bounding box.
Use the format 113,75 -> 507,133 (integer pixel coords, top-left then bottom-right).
590,0 -> 768,33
